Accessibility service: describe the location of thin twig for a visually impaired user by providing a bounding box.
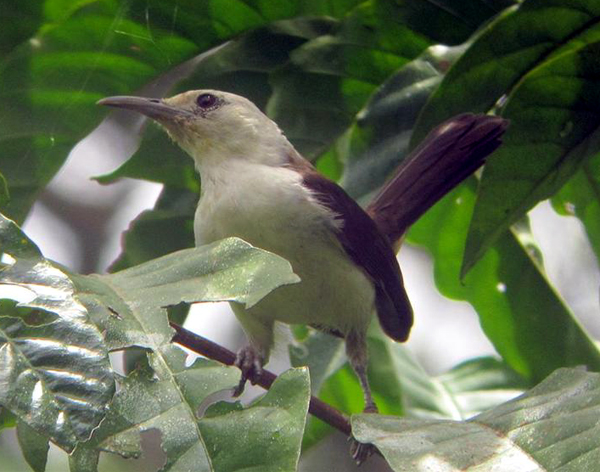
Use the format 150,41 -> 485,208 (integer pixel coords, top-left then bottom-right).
169,321 -> 352,436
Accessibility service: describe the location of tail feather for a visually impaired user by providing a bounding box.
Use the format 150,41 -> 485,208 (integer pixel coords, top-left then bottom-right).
367,114 -> 508,245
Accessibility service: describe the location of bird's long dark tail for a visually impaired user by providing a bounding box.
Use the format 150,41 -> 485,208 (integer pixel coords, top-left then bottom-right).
367,114 -> 508,246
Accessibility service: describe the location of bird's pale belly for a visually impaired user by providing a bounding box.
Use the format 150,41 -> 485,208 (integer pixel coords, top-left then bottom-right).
194,190 -> 376,335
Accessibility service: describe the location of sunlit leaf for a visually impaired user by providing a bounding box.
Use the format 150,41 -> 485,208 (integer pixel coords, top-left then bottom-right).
75,236 -> 300,352
0,214 -> 115,452
296,329 -> 526,450
353,367 -> 600,471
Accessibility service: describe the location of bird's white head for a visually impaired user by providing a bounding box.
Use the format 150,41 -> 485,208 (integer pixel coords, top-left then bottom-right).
98,90 -> 291,169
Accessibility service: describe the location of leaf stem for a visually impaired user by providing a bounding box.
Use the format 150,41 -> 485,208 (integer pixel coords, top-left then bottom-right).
169,322 -> 352,436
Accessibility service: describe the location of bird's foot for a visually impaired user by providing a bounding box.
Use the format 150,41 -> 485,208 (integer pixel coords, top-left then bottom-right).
349,439 -> 376,466
349,402 -> 379,464
233,345 -> 263,397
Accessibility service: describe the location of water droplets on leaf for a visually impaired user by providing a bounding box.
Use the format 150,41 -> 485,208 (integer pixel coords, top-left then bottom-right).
496,282 -> 506,293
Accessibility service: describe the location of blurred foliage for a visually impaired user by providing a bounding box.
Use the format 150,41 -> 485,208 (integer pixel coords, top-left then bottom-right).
1,0 -> 600,471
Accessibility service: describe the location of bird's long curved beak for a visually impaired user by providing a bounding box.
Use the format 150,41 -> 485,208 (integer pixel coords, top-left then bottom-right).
97,96 -> 192,121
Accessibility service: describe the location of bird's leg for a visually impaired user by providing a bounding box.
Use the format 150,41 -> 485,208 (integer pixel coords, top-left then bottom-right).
230,304 -> 273,397
233,344 -> 266,397
345,329 -> 378,464
346,329 -> 378,414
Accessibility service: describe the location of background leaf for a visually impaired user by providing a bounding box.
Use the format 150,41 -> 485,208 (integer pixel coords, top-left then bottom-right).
552,152 -> 600,264
16,420 -> 49,472
407,183 -> 600,382
463,40 -> 600,274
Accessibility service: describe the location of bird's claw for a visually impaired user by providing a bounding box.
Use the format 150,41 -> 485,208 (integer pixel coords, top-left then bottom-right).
233,345 -> 263,397
349,402 -> 379,464
349,438 -> 376,465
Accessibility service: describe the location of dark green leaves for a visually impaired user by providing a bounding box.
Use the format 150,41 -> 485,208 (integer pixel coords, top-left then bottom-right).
411,0 -> 600,273
463,40 -> 600,274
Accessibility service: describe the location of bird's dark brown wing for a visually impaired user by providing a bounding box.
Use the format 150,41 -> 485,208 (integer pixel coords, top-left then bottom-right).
287,151 -> 413,342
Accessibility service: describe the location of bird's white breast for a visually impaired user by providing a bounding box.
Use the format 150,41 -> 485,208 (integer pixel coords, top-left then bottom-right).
194,159 -> 375,335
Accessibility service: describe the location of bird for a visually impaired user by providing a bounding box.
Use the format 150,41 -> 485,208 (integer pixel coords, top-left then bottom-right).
98,90 -> 507,461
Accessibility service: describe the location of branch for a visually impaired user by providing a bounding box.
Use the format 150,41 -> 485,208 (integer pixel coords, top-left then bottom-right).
169,321 -> 352,436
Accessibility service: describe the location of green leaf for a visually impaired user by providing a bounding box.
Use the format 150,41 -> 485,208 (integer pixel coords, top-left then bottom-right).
0,407 -> 16,429
1,210 -> 300,467
75,237 -> 300,352
83,346 -> 239,471
294,328 -> 526,451
407,183 -> 600,382
413,0 -> 600,143
17,420 -> 50,472
463,41 -> 600,274
0,0 -> 43,58
437,357 -> 529,418
198,368 -> 311,472
289,332 -> 346,395
552,150 -> 600,265
0,214 -> 115,452
339,42 -> 466,199
103,237 -> 300,311
353,367 -> 600,471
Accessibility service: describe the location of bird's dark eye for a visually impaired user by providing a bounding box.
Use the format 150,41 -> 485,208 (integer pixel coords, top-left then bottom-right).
196,93 -> 218,109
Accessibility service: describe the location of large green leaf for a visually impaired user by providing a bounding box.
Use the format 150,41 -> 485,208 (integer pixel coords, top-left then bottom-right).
407,0 -> 600,272
353,367 -> 600,471
74,236 -> 300,352
198,368 -> 311,472
413,0 -> 600,141
407,183 -> 600,382
0,214 -> 115,452
463,41 -> 600,274
338,42 -> 466,200
1,210 -> 301,468
552,152 -> 600,264
75,346 -> 239,471
294,328 -> 526,450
